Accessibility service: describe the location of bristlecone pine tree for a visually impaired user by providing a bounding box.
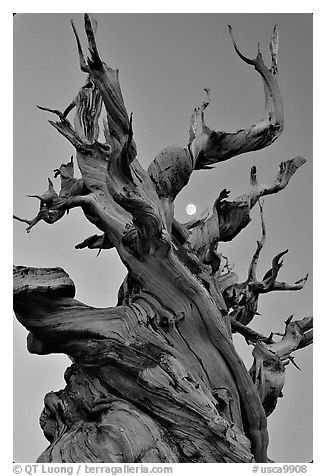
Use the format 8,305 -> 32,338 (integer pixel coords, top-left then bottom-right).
13,15 -> 312,463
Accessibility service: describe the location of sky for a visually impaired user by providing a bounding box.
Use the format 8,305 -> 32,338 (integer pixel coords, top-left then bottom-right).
13,13 -> 312,463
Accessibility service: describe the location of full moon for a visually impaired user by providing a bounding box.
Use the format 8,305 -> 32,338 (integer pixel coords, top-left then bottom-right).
186,203 -> 197,215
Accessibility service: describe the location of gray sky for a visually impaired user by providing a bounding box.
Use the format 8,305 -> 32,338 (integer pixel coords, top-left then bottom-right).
13,13 -> 312,462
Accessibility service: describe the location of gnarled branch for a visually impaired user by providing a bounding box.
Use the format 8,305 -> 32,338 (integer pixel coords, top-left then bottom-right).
13,266 -> 131,356
147,26 -> 284,209
249,316 -> 313,416
73,14 -> 135,154
221,199 -> 308,327
13,178 -> 65,232
187,157 -> 306,263
189,25 -> 283,169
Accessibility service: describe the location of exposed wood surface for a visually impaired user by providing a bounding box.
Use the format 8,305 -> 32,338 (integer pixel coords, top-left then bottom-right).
14,15 -> 311,463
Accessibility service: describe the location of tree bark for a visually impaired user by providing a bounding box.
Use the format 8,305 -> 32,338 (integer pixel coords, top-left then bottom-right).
13,15 -> 312,463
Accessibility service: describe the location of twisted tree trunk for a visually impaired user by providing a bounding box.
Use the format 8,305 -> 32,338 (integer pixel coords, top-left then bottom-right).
13,15 -> 312,463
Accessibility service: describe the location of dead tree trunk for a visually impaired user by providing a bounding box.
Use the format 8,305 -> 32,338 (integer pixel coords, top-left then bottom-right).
13,15 -> 312,463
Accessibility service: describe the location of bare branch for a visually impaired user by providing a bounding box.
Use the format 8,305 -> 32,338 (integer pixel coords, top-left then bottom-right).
37,105 -> 91,151
235,156 -> 307,209
70,19 -> 89,72
252,157 -> 307,206
270,273 -> 309,292
231,319 -> 273,344
228,25 -> 257,66
75,233 -> 114,252
269,25 -> 279,75
63,101 -> 76,118
147,26 -> 285,207
84,13 -> 102,69
187,157 -> 306,253
249,316 -> 313,416
189,88 -> 211,143
247,200 -> 266,282
253,249 -> 309,294
13,179 -> 65,232
13,154 -> 98,234
188,25 -> 284,169
13,266 -> 131,355
37,105 -> 69,122
75,13 -> 132,146
13,211 -> 54,233
218,195 -> 308,329
148,26 -> 284,204
261,249 -> 289,289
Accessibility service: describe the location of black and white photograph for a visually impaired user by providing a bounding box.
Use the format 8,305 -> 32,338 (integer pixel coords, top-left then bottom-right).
13,11 -> 313,468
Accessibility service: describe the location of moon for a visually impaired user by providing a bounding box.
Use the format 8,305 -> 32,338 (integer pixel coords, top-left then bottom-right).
186,203 -> 197,215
